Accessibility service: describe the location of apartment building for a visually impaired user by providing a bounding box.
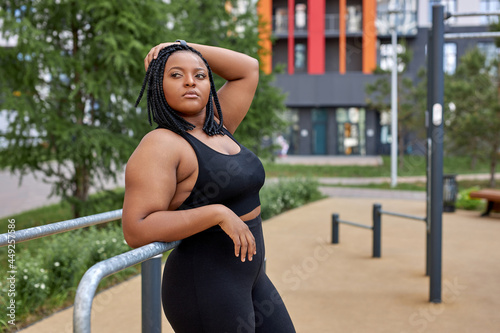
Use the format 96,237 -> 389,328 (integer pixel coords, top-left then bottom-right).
258,0 -> 499,156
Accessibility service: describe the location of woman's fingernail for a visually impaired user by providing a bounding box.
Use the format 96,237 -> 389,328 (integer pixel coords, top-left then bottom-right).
242,258 -> 246,262
249,257 -> 253,261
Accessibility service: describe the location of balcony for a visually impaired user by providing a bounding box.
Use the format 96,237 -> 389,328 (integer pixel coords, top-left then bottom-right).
272,12 -> 363,36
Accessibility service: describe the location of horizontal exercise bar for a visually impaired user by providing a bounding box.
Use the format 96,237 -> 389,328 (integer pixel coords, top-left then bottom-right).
444,32 -> 500,40
379,210 -> 427,222
337,219 -> 373,230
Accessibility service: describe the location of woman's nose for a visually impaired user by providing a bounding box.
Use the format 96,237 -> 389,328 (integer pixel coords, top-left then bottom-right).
185,75 -> 195,87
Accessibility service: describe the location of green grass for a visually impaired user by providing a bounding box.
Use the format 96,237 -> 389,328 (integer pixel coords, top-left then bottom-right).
263,155 -> 494,178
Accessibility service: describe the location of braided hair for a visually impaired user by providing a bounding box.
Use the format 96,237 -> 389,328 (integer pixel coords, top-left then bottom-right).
134,43 -> 224,136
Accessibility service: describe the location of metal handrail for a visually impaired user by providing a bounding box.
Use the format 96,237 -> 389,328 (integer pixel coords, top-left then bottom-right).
0,209 -> 178,332
0,209 -> 123,247
73,240 -> 180,333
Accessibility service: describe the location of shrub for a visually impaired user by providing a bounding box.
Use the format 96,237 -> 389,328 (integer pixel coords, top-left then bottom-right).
0,224 -> 133,330
455,186 -> 486,211
260,178 -> 325,220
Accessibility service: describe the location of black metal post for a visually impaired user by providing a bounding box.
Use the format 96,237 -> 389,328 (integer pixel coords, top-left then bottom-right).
332,214 -> 339,244
372,204 -> 381,258
429,4 -> 444,303
426,28 -> 433,278
142,254 -> 163,333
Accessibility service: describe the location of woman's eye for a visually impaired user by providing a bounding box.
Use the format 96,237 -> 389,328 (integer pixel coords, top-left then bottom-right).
171,73 -> 182,78
196,73 -> 207,79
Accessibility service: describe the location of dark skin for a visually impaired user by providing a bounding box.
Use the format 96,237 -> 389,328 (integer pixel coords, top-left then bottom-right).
122,43 -> 260,262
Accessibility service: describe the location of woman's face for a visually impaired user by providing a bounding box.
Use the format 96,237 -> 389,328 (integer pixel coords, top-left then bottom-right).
162,51 -> 211,116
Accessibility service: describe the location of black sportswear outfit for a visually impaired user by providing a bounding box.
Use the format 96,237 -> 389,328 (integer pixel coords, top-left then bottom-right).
161,128 -> 296,333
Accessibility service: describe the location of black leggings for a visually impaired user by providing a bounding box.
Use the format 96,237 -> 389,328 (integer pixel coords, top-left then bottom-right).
162,215 -> 296,333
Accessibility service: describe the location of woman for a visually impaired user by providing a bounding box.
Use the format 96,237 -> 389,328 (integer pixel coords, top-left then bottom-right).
122,41 -> 296,333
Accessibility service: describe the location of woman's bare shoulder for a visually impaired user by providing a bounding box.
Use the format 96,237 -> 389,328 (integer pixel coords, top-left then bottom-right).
128,128 -> 187,167
141,128 -> 183,146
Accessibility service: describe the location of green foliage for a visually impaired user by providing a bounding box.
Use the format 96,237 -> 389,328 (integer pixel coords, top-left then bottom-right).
0,0 -> 170,217
0,224 -> 134,331
165,0 -> 287,157
455,186 -> 486,211
444,48 -> 500,187
365,40 -> 426,167
260,178 -> 325,220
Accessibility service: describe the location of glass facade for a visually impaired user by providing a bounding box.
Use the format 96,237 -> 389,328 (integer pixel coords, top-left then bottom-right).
336,108 -> 366,155
444,43 -> 457,75
376,0 -> 418,36
282,109 -> 300,155
480,0 -> 500,24
294,42 -> 307,72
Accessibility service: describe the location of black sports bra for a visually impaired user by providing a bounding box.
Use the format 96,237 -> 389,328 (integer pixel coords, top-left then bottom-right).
175,128 -> 265,216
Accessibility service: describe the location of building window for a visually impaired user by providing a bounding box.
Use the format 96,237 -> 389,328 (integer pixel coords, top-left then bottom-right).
281,109 -> 299,155
477,42 -> 499,74
429,0 -> 456,24
274,8 -> 288,33
480,0 -> 500,24
295,3 -> 307,31
346,5 -> 362,32
376,0 -> 418,36
379,43 -> 406,72
379,111 -> 392,146
295,43 -> 307,72
444,43 -> 457,75
336,108 -> 366,156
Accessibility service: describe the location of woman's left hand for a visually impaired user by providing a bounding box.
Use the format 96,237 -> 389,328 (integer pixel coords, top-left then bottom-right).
144,42 -> 175,71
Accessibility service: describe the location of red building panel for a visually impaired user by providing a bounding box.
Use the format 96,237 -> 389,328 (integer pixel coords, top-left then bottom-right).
307,0 -> 325,74
288,0 -> 295,74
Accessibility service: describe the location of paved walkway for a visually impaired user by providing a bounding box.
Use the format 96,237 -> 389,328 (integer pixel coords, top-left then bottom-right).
18,197 -> 500,333
0,168 -> 125,218
275,155 -> 384,166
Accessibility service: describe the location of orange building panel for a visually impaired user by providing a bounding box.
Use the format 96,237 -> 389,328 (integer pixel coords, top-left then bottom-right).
363,0 -> 377,74
257,0 -> 273,74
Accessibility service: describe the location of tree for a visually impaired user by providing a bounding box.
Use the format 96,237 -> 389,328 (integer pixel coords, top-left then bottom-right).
0,0 -> 170,217
365,40 -> 426,169
164,0 -> 287,157
444,48 -> 500,187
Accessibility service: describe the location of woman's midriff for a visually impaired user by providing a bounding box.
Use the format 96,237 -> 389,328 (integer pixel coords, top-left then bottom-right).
239,205 -> 261,222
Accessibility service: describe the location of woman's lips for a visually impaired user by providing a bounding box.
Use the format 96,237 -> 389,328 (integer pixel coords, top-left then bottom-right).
183,91 -> 199,98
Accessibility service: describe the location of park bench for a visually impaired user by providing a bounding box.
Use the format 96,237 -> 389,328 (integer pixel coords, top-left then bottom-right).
469,189 -> 500,217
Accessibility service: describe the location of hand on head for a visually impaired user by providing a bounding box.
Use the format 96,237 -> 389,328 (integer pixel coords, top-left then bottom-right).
144,42 -> 179,71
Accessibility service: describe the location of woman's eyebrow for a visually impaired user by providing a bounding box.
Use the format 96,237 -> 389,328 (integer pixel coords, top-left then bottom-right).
167,66 -> 206,72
